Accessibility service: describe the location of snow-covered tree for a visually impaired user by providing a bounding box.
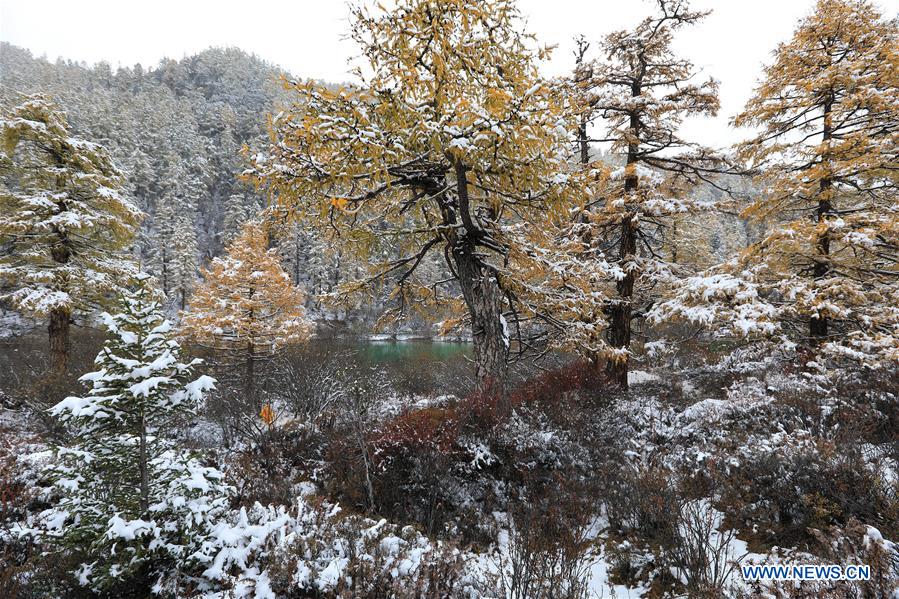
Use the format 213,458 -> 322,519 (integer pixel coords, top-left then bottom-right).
221,189 -> 259,245
150,193 -> 178,298
171,211 -> 200,310
250,0 -> 595,390
38,278 -> 230,593
0,95 -> 142,372
735,0 -> 898,360
268,209 -> 332,294
579,0 -> 730,386
148,154 -> 201,309
654,0 -> 899,369
180,220 -> 313,407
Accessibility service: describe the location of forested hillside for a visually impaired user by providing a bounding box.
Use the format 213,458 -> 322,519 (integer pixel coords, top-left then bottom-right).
1,43 -> 275,255
0,44 -> 369,322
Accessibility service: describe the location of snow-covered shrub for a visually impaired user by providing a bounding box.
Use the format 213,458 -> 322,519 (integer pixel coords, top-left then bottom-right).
669,500 -> 743,598
0,435 -> 40,596
195,496 -> 492,599
716,438 -> 897,547
737,521 -> 899,599
29,282 -> 233,594
226,423 -> 324,508
330,362 -> 603,541
496,493 -> 596,599
342,403 -> 462,530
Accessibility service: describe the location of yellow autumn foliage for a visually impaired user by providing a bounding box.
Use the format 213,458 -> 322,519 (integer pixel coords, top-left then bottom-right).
180,220 -> 313,356
732,0 -> 899,362
247,0 -> 605,384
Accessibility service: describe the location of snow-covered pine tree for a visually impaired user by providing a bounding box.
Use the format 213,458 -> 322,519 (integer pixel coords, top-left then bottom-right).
148,153 -> 201,309
221,189 -> 258,245
0,95 -> 142,372
171,210 -> 199,310
180,220 -> 313,408
39,278 -> 229,593
578,0 -> 731,386
152,193 -> 178,297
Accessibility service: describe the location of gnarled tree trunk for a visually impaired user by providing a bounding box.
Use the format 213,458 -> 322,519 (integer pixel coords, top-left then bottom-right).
449,160 -> 510,396
453,241 -> 509,392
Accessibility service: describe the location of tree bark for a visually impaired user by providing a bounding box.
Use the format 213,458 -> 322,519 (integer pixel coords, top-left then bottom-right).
606,101 -> 641,388
138,410 -> 149,514
161,247 -> 169,296
606,215 -> 636,387
450,160 -> 509,394
453,242 -> 509,392
48,307 -> 70,374
810,93 -> 833,339
578,118 -> 589,165
246,342 -> 256,410
49,224 -> 72,374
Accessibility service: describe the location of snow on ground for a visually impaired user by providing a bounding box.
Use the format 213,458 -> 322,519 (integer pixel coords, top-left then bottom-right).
627,370 -> 660,385
589,555 -> 648,598
0,310 -> 31,338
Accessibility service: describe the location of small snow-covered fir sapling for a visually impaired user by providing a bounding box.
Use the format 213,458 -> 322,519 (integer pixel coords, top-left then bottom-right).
38,278 -> 232,593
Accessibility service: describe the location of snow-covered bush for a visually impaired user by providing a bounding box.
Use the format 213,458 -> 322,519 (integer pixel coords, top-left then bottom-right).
30,281 -> 233,593
195,495 -> 493,599
0,435 -> 41,596
496,499 -> 596,599
327,362 -> 604,542
669,500 -> 743,598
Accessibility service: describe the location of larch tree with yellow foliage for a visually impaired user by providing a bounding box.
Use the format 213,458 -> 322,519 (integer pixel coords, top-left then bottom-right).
250,0 -> 603,391
577,0 -> 730,386
180,220 -> 313,407
657,0 -> 899,369
735,0 -> 898,364
0,95 -> 142,373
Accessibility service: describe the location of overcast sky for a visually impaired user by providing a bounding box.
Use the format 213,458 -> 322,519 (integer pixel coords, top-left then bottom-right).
2,0 -> 897,147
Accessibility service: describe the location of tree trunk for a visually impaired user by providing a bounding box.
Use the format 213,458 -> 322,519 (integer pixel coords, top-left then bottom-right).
578,117 -> 589,165
138,410 -> 149,514
161,247 -> 169,296
810,195 -> 831,338
48,307 -> 70,374
606,102 -> 641,388
606,215 -> 636,387
810,94 -> 833,339
450,160 -> 510,395
453,242 -> 509,392
246,343 -> 256,410
49,227 -> 71,374
246,290 -> 258,410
